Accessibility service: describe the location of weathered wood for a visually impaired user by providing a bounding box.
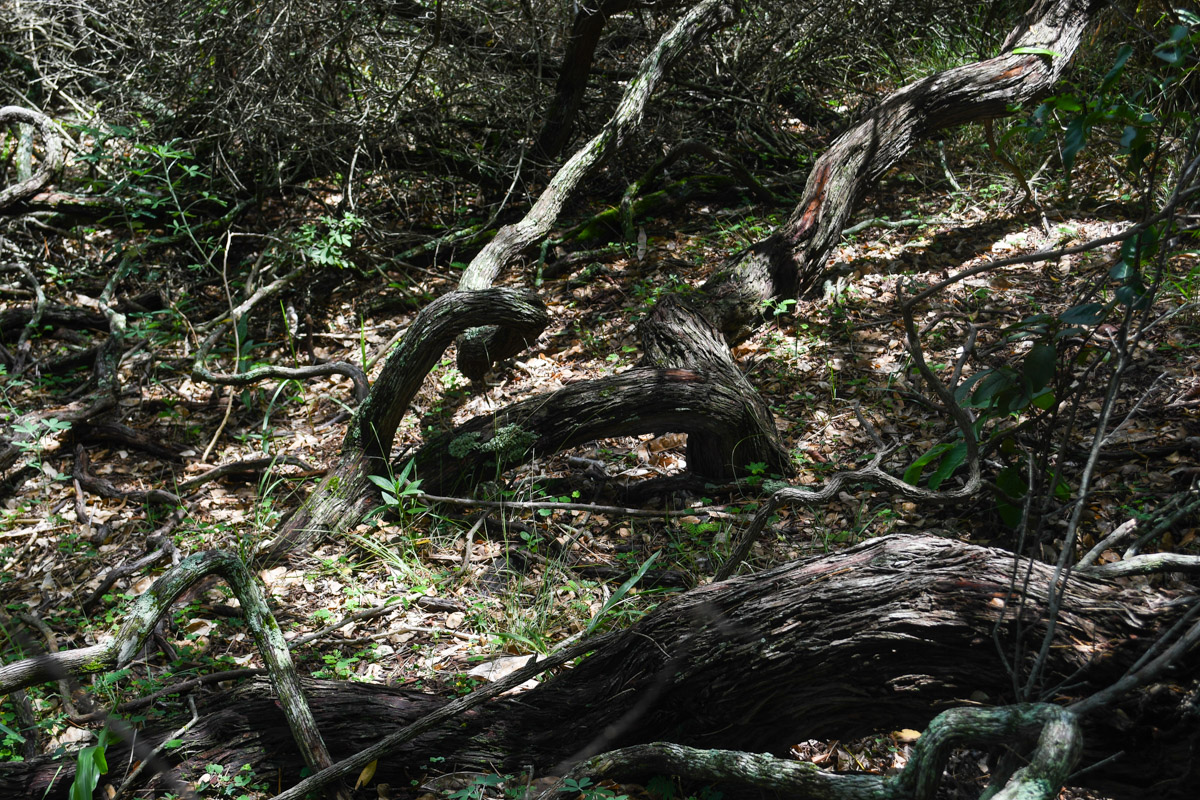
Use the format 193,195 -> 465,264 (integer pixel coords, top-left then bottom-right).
701,0 -> 1104,341
4,535 -> 1193,799
0,106 -> 63,208
640,296 -> 789,478
455,0 -> 734,380
266,289 -> 548,558
409,297 -> 791,492
409,365 -> 786,493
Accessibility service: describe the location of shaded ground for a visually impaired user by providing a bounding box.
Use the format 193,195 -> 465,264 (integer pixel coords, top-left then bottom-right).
2,133 -> 1197,798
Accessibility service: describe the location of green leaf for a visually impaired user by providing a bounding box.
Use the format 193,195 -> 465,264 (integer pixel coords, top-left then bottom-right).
904,443 -> 952,486
397,458 -> 417,483
92,744 -> 108,776
70,731 -> 114,800
367,474 -> 396,491
1119,236 -> 1141,265
1052,95 -> 1082,112
1053,479 -> 1072,501
1052,326 -> 1087,342
1062,117 -> 1088,174
1012,46 -> 1062,57
1099,45 -> 1133,93
1059,303 -> 1105,325
1031,390 -> 1056,411
1119,124 -> 1144,151
954,370 -> 993,404
647,776 -> 677,800
1155,45 -> 1185,65
585,551 -> 660,635
1115,285 -> 1146,308
1007,313 -> 1054,332
996,466 -> 1027,500
927,441 -> 967,490
70,753 -> 97,800
1023,344 -> 1056,392
969,369 -> 1017,408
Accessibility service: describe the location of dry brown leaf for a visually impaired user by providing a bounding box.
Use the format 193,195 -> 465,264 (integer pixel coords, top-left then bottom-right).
355,759 -> 378,789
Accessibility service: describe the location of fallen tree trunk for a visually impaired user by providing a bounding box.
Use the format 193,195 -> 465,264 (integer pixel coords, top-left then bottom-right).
4,535 -> 1194,798
701,0 -> 1104,341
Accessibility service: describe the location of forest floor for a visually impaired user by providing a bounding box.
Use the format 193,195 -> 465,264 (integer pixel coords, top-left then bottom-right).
2,142 -> 1197,798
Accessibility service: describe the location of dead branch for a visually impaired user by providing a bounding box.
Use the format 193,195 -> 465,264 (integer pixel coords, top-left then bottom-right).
0,550 -> 339,785
0,106 -> 64,208
541,704 -> 1081,800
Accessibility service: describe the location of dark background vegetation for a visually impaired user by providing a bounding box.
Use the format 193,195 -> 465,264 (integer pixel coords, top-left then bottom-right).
1,1 -> 1198,799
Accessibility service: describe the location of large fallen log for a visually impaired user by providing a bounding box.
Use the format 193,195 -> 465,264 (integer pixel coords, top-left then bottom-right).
3,534 -> 1194,798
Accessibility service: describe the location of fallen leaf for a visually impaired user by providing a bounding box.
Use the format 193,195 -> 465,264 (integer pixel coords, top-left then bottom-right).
355,759 -> 378,789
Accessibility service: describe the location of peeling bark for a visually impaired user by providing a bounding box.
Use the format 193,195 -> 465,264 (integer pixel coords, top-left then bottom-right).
701,0 -> 1104,341
4,535 -> 1194,799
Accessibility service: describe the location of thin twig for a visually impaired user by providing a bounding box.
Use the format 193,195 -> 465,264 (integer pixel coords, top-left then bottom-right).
113,697 -> 201,800
421,493 -> 707,518
268,632 -> 619,800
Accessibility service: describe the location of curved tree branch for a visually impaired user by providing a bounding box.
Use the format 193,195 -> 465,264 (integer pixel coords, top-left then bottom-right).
267,288 -> 548,558
0,550 -> 337,781
408,296 -> 791,492
700,0 -> 1104,341
542,704 -> 1081,800
455,0 -> 735,380
0,106 -> 63,208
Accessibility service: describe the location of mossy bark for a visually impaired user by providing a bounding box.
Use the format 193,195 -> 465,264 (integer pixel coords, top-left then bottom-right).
408,296 -> 791,493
